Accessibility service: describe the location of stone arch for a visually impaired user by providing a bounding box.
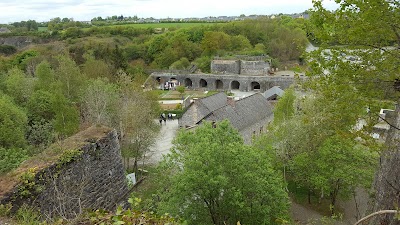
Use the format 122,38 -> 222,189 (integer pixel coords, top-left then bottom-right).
231,80 -> 240,90
156,77 -> 162,84
199,79 -> 208,88
215,79 -> 223,89
250,81 -> 261,91
184,78 -> 193,87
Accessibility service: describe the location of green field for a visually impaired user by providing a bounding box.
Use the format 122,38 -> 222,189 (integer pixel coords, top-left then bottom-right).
93,22 -> 222,29
38,27 -> 48,31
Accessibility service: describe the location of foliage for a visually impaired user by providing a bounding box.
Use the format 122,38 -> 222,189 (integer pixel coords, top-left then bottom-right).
3,67 -> 35,107
14,204 -> 43,225
272,88 -> 296,126
57,149 -> 83,167
0,147 -> 28,174
26,119 -> 54,148
18,168 -> 42,198
0,95 -> 27,148
0,45 -> 17,56
55,55 -> 86,102
157,120 -> 290,225
118,73 -> 160,173
176,85 -> 185,96
81,78 -> 119,126
79,198 -> 179,225
265,91 -> 379,212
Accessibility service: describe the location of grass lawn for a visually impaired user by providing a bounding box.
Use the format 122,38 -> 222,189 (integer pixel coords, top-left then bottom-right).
160,90 -> 219,99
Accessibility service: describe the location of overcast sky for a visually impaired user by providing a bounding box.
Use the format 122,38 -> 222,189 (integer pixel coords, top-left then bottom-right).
0,0 -> 338,24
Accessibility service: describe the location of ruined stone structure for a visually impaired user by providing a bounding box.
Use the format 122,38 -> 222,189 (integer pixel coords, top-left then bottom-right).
211,59 -> 270,75
0,126 -> 128,219
151,73 -> 298,92
179,92 -> 273,144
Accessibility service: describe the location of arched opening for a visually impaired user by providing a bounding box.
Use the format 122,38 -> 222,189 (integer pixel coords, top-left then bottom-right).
215,79 -> 223,89
165,77 -> 178,90
199,79 -> 207,88
184,78 -> 193,87
231,80 -> 240,90
156,77 -> 162,84
250,81 -> 261,91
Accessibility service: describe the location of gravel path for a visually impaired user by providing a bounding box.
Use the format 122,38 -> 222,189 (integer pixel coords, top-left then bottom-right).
144,119 -> 179,164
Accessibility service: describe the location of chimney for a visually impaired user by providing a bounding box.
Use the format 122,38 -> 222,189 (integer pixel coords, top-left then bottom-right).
227,96 -> 236,107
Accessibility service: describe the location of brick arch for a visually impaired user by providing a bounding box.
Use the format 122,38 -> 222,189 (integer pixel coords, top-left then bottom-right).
231,80 -> 240,90
250,81 -> 261,91
199,79 -> 208,88
215,79 -> 223,89
184,78 -> 193,87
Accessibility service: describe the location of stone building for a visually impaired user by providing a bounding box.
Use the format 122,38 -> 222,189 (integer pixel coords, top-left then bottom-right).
179,92 -> 273,143
211,59 -> 270,75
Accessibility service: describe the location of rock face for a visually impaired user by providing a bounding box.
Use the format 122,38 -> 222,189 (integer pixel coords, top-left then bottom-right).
0,36 -> 34,48
0,127 -> 129,219
369,103 -> 400,225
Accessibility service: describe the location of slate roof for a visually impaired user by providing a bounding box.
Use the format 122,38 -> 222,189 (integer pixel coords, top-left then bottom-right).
193,92 -> 228,123
204,93 -> 273,131
263,86 -> 284,100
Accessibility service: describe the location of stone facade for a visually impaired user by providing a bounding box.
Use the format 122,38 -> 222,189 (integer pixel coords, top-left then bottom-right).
0,127 -> 128,219
240,61 -> 270,75
211,59 -> 270,76
211,60 -> 240,74
152,73 -> 297,92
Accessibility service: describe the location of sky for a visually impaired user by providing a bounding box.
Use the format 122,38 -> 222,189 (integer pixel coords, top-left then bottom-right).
0,0 -> 338,24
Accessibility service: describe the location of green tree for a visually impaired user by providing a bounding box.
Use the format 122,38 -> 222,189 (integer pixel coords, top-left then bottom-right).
307,1 -> 399,223
0,95 -> 27,149
55,55 -> 86,102
81,54 -> 113,80
117,73 -> 160,174
158,120 -> 289,225
81,78 -> 119,126
201,31 -> 231,55
309,136 -> 377,214
34,60 -> 56,92
3,67 -> 35,107
169,57 -> 190,70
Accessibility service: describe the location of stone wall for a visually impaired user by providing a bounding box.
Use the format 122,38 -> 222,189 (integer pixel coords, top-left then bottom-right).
150,73 -> 299,92
0,127 -> 128,219
211,60 -> 240,74
240,61 -> 270,75
0,36 -> 33,48
240,115 -> 273,144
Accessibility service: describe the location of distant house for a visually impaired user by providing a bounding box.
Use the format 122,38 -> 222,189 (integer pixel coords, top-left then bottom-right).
179,92 -> 274,143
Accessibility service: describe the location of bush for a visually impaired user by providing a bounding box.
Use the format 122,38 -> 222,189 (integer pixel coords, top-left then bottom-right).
0,45 -> 17,56
0,147 -> 28,174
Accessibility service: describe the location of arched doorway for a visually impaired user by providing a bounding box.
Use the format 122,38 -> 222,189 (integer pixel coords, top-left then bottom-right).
231,80 -> 240,90
215,79 -> 223,89
200,79 -> 208,88
185,78 -> 193,87
250,81 -> 260,91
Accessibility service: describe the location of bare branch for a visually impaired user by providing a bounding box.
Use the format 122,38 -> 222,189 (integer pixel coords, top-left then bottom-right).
354,210 -> 398,225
